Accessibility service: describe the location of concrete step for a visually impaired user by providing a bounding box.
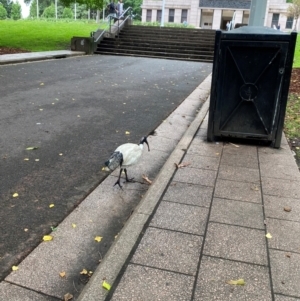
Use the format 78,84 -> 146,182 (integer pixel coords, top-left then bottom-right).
97,44 -> 213,55
94,48 -> 213,62
95,25 -> 215,63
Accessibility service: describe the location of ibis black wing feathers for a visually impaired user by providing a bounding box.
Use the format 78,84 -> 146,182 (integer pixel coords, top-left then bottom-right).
105,151 -> 123,170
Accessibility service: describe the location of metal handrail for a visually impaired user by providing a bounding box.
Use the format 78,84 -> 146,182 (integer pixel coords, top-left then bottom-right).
93,7 -> 132,43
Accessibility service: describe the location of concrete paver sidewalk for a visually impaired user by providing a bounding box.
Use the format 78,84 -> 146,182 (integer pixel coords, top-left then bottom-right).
78,113 -> 300,301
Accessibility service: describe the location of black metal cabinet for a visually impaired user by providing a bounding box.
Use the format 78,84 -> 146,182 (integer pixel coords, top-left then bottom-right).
207,26 -> 297,148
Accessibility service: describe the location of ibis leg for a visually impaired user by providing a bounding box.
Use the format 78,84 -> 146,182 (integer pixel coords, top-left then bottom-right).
114,168 -> 123,188
124,168 -> 134,182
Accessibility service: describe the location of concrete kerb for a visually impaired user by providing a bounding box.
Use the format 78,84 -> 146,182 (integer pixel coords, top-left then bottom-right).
76,97 -> 211,301
0,51 -> 86,65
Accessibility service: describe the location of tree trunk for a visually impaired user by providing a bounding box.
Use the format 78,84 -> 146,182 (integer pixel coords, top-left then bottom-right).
96,9 -> 100,23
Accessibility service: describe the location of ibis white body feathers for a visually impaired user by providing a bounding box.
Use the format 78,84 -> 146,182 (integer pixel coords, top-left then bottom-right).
105,136 -> 150,188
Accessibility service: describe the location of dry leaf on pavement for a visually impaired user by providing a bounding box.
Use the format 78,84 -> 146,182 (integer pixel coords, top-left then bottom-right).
227,279 -> 245,285
174,162 -> 191,169
284,207 -> 292,212
43,235 -> 53,241
142,174 -> 152,184
64,293 -> 73,301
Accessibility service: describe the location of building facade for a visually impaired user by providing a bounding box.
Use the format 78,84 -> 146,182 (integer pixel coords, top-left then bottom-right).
141,0 -> 299,31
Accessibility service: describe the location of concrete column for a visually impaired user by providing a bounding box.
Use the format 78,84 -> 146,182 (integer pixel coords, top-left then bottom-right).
234,10 -> 243,24
190,0 -> 199,26
175,8 -> 181,23
141,8 -> 146,22
152,9 -> 157,23
212,9 -> 222,30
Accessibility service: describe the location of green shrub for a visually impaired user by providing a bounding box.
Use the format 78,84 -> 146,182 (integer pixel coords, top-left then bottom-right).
11,2 -> 22,20
0,3 -> 7,20
62,7 -> 73,19
42,4 -> 55,18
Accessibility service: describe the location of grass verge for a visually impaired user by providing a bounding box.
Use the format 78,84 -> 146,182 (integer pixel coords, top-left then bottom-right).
284,93 -> 300,166
0,19 -> 106,51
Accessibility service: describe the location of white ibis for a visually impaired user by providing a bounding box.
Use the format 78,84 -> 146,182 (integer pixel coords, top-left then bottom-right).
105,136 -> 150,188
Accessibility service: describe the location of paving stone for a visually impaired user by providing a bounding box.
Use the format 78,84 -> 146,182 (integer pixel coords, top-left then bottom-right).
264,195 -> 300,222
270,249 -> 300,298
163,181 -> 213,207
147,135 -> 179,153
266,218 -> 300,252
194,256 -> 272,301
183,153 -> 220,170
261,177 -> 300,199
214,179 -> 262,203
223,143 -> 258,157
210,198 -> 264,229
220,152 -> 259,169
155,114 -> 192,140
218,164 -> 260,183
195,128 -> 207,137
203,223 -> 268,265
111,264 -> 194,301
258,145 -> 293,156
187,139 -> 223,157
260,162 -> 300,181
258,152 -> 297,166
0,282 -> 57,301
173,167 -> 217,187
131,227 -> 202,275
275,295 -> 300,301
150,201 -> 209,235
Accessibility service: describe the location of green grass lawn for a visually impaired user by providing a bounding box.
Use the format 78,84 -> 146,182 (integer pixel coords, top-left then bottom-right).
0,19 -> 105,51
294,33 -> 300,68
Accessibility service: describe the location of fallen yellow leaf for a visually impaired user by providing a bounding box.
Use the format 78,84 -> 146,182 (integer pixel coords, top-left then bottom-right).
227,279 -> 245,285
40,83 -> 44,86
59,271 -> 66,278
266,233 -> 272,239
72,223 -> 76,228
64,293 -> 73,301
49,204 -> 55,208
125,131 -> 130,135
94,236 -> 103,242
26,146 -> 39,150
12,266 -> 19,271
13,193 -> 19,198
43,235 -> 53,241
102,280 -> 111,290
80,269 -> 88,275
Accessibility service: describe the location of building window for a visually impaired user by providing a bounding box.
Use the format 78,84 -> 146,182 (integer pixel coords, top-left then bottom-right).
181,9 -> 188,23
157,9 -> 162,22
146,9 -> 152,22
169,9 -> 175,22
271,13 -> 280,28
286,16 -> 293,29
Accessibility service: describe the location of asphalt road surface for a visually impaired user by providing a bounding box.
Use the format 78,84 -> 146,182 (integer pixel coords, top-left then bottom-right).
0,55 -> 212,280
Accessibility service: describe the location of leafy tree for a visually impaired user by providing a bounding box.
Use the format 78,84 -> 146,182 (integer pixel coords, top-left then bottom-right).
62,6 -> 73,18
124,0 -> 142,20
287,0 -> 300,30
0,0 -> 12,18
11,1 -> 21,19
0,3 -> 7,19
29,0 -> 54,17
42,3 -> 55,17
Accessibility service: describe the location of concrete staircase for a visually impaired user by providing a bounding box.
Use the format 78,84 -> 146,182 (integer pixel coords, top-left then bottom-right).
94,25 -> 216,63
